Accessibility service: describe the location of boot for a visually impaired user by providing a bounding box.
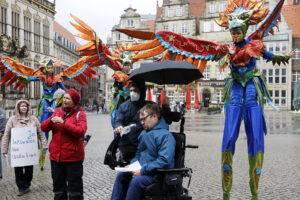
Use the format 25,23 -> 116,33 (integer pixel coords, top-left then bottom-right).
222,149 -> 233,200
248,151 -> 264,200
244,104 -> 265,200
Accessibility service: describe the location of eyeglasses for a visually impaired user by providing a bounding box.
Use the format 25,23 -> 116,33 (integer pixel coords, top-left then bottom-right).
140,114 -> 152,123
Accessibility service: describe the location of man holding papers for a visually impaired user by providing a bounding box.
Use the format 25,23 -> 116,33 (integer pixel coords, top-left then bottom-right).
111,103 -> 175,200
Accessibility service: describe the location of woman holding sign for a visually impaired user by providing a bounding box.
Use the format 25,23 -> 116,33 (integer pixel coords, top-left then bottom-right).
41,89 -> 87,200
1,99 -> 48,196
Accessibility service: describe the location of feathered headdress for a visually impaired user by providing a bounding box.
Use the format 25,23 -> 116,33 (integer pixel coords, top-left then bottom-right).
216,0 -> 269,34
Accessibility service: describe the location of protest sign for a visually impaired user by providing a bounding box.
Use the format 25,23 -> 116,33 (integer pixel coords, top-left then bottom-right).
10,127 -> 39,167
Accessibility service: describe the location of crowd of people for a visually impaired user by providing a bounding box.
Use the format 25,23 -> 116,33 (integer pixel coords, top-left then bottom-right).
0,79 -> 180,200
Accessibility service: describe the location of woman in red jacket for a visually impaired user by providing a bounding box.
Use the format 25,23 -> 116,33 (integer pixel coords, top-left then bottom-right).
41,89 -> 87,200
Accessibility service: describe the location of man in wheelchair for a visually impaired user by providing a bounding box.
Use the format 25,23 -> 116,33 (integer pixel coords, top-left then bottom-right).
111,103 -> 176,200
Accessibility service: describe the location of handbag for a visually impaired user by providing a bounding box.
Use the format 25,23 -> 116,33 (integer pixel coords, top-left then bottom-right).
104,135 -> 120,169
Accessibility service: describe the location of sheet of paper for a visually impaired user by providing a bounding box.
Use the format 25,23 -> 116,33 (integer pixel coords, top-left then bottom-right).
115,161 -> 141,172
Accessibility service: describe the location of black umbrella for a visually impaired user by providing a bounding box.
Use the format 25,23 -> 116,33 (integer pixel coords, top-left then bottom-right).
127,60 -> 203,84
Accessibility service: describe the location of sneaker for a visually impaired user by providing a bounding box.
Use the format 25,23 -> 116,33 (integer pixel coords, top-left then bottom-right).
17,188 -> 30,196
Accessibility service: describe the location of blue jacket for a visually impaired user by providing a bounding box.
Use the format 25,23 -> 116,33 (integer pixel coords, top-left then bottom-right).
131,117 -> 175,175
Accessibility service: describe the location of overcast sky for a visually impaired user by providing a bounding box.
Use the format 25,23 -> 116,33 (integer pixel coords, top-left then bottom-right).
54,0 -> 162,44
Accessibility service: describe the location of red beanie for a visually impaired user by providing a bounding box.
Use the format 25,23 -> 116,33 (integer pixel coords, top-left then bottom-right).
65,89 -> 80,105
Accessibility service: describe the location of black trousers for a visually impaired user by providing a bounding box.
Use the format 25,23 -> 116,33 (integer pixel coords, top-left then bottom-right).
14,165 -> 33,191
50,160 -> 84,200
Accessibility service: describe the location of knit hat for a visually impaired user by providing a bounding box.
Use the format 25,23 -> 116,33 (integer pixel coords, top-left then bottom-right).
65,89 -> 80,105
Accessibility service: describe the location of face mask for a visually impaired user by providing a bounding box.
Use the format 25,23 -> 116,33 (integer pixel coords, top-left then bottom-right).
130,91 -> 140,102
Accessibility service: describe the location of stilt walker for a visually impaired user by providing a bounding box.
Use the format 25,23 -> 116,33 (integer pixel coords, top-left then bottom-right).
114,0 -> 295,199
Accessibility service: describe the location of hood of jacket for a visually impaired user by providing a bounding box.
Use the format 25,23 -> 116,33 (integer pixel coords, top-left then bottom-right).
14,99 -> 32,120
148,117 -> 169,132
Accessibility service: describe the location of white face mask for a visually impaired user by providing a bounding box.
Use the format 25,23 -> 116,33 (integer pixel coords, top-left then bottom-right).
130,91 -> 140,102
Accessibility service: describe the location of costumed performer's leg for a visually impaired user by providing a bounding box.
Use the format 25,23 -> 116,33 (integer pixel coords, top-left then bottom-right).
244,80 -> 264,200
222,81 -> 243,200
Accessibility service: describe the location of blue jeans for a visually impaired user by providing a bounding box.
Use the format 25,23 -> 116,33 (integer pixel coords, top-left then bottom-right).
111,172 -> 153,200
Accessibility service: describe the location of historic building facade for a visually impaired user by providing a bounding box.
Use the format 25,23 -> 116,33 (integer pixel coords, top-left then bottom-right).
0,0 -> 55,116
105,7 -> 155,104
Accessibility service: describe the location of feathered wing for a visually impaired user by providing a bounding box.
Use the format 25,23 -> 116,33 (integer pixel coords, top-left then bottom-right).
70,14 -> 122,71
116,29 -> 228,74
60,56 -> 97,86
0,57 -> 42,91
247,0 -> 285,41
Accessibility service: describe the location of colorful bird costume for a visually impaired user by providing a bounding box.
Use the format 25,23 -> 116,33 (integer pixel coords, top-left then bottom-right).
115,0 -> 292,199
0,56 -> 97,137
69,14 -> 139,128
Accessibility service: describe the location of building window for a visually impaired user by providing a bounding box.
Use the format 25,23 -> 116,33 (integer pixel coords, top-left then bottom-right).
191,91 -> 195,103
210,4 -> 216,13
127,19 -> 133,27
219,3 -> 225,12
292,48 -> 300,60
281,68 -> 286,83
34,21 -> 41,52
268,43 -> 273,52
281,90 -> 286,98
292,71 -> 300,82
216,90 -> 223,103
43,24 -> 49,54
275,90 -> 279,97
269,90 -> 273,97
275,69 -> 280,83
11,11 -> 20,40
179,91 -> 185,103
24,16 -> 31,50
203,21 -> 211,32
181,23 -> 188,34
203,66 -> 210,80
168,8 -> 174,17
213,21 -> 221,32
176,7 -> 182,16
275,43 -> 280,52
268,69 -> 273,84
167,91 -> 174,102
172,24 -> 178,33
163,24 -> 169,31
282,43 -> 287,54
116,32 -> 121,40
217,67 -> 224,80
127,35 -> 133,40
0,7 -> 7,34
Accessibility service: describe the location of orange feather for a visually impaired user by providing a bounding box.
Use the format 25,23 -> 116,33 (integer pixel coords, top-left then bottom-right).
70,21 -> 93,37
198,59 -> 207,73
75,41 -> 95,52
127,39 -> 160,51
132,46 -> 165,61
70,14 -> 94,32
116,28 -> 156,40
75,33 -> 94,41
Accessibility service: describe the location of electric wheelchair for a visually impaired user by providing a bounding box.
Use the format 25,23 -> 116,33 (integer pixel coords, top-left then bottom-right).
142,117 -> 198,200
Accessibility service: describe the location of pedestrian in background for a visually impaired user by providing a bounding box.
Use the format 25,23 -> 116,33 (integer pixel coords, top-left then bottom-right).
1,100 -> 48,196
41,89 -> 87,200
0,107 -> 7,181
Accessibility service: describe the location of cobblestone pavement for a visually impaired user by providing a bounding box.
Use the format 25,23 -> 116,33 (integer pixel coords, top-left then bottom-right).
0,111 -> 299,200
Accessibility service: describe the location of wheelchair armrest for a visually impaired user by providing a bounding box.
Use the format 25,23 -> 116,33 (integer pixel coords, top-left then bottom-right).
155,167 -> 190,174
